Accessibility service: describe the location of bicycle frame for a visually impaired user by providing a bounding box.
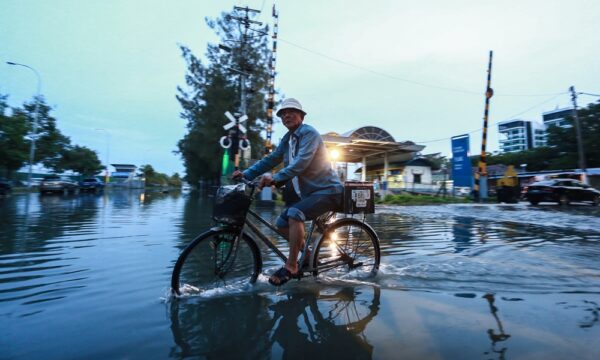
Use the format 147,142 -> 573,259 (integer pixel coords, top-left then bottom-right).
241,208 -> 322,271
225,180 -> 370,274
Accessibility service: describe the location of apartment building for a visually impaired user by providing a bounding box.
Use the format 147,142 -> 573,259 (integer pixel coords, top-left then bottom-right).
498,107 -> 574,153
498,119 -> 545,153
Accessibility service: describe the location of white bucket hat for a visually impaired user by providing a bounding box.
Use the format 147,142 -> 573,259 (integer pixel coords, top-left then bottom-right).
276,98 -> 307,117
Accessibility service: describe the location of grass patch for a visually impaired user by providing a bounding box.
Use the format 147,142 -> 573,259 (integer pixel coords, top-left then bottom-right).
376,193 -> 472,205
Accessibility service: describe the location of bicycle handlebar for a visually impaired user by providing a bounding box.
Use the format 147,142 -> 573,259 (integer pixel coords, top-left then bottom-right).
233,175 -> 261,187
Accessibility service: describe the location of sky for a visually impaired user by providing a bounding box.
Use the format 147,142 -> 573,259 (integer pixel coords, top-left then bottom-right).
2,0 -> 599,176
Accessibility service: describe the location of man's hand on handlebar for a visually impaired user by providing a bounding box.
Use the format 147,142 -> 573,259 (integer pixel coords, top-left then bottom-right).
258,175 -> 275,190
231,170 -> 244,181
231,171 -> 274,189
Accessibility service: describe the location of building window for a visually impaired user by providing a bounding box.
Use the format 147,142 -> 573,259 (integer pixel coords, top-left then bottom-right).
413,174 -> 421,184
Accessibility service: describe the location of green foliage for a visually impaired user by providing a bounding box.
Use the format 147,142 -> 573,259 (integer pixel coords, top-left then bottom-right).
56,145 -> 103,175
176,11 -> 271,185
472,146 -> 560,171
546,101 -> 600,168
139,164 -> 181,187
11,96 -> 71,167
470,100 -> 600,171
168,172 -> 182,187
0,94 -> 30,176
423,153 -> 449,170
0,94 -> 103,177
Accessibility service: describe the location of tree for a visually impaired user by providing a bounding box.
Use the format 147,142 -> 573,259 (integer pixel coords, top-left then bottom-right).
0,94 -> 30,177
423,153 -> 449,171
546,100 -> 600,169
176,10 -> 271,185
470,100 -> 600,172
56,145 -> 104,175
11,96 -> 71,168
139,164 -> 177,187
169,172 -> 182,187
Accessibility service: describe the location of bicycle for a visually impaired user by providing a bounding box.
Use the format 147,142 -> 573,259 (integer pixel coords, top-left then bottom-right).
171,178 -> 380,296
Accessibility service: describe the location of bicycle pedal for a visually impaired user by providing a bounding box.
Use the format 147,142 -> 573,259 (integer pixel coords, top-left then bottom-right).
349,261 -> 363,269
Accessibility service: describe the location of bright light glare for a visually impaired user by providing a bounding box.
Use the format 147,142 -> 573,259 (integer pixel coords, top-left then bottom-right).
328,232 -> 338,256
330,149 -> 340,160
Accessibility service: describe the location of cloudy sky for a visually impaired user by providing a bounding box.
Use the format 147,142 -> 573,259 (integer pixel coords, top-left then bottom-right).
2,0 -> 599,175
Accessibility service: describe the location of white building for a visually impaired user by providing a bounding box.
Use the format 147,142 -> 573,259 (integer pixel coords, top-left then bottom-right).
498,119 -> 545,153
539,107 -> 574,146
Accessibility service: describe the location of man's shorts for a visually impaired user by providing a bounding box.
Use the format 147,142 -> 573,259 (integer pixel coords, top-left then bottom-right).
276,192 -> 343,228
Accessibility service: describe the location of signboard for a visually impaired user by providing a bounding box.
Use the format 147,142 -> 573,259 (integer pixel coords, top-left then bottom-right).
451,134 -> 473,187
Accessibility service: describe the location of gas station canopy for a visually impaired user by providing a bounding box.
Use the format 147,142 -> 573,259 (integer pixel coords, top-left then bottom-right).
321,126 -> 425,164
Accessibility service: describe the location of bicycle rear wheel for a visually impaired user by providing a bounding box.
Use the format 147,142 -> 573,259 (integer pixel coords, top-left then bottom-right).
171,228 -> 262,296
313,218 -> 380,279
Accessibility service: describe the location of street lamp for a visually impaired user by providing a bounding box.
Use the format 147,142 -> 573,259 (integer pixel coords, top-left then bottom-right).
95,128 -> 110,184
6,61 -> 42,187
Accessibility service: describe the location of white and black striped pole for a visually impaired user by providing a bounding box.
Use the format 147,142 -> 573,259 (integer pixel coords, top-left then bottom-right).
265,4 -> 279,155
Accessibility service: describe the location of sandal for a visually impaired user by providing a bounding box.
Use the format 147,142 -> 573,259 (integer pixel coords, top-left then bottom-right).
268,267 -> 299,286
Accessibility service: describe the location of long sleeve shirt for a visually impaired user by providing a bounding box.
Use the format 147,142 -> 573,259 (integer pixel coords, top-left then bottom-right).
243,123 -> 343,197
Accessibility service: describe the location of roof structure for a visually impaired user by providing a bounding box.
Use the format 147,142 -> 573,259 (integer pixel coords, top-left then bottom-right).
321,126 -> 424,164
111,164 -> 137,172
354,157 -> 435,173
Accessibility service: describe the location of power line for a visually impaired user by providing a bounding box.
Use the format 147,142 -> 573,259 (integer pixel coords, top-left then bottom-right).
415,92 -> 566,144
579,92 -> 600,97
278,37 -> 565,97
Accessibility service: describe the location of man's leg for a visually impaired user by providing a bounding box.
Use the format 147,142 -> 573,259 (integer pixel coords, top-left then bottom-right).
269,219 -> 304,285
284,218 -> 305,274
269,194 -> 340,285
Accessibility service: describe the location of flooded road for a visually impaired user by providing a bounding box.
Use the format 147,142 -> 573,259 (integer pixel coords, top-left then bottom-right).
1,192 -> 599,359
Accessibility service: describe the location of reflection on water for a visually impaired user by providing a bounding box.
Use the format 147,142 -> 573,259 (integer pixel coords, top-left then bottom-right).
483,293 -> 510,359
0,194 -> 101,308
169,283 -> 379,359
1,192 -> 599,359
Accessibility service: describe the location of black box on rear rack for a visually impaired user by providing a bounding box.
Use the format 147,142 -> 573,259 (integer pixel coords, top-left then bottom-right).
343,181 -> 375,214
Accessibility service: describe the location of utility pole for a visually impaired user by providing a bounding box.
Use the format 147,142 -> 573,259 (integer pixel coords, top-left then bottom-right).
220,6 -> 263,170
569,86 -> 587,184
474,51 -> 494,202
232,6 -> 262,117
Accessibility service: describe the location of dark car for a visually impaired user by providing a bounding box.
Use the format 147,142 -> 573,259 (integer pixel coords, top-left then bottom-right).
40,175 -> 79,195
79,178 -> 105,192
523,178 -> 600,206
0,178 -> 12,195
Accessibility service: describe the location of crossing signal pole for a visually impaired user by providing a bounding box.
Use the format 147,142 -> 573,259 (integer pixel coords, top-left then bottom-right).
474,51 -> 494,202
265,4 -> 279,155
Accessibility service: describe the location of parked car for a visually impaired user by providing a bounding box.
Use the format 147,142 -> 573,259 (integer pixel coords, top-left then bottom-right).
0,178 -> 12,195
39,175 -> 79,195
22,177 -> 44,187
523,178 -> 600,206
79,178 -> 105,192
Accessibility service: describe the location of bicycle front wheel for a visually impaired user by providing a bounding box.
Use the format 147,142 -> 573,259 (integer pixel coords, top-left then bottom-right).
171,228 -> 262,296
313,218 -> 380,279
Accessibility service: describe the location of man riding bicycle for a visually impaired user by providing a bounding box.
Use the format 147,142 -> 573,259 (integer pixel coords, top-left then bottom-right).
233,98 -> 343,286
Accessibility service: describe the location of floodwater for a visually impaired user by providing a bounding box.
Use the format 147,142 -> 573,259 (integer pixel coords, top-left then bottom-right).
1,191 -> 599,360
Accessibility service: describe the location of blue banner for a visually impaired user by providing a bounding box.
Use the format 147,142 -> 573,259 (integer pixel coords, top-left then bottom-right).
451,135 -> 473,187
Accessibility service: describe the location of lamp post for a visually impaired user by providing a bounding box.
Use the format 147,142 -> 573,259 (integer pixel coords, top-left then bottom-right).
95,128 -> 110,184
6,61 -> 42,187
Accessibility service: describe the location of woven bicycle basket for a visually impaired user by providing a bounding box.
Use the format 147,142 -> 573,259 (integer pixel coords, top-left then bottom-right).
213,183 -> 252,226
